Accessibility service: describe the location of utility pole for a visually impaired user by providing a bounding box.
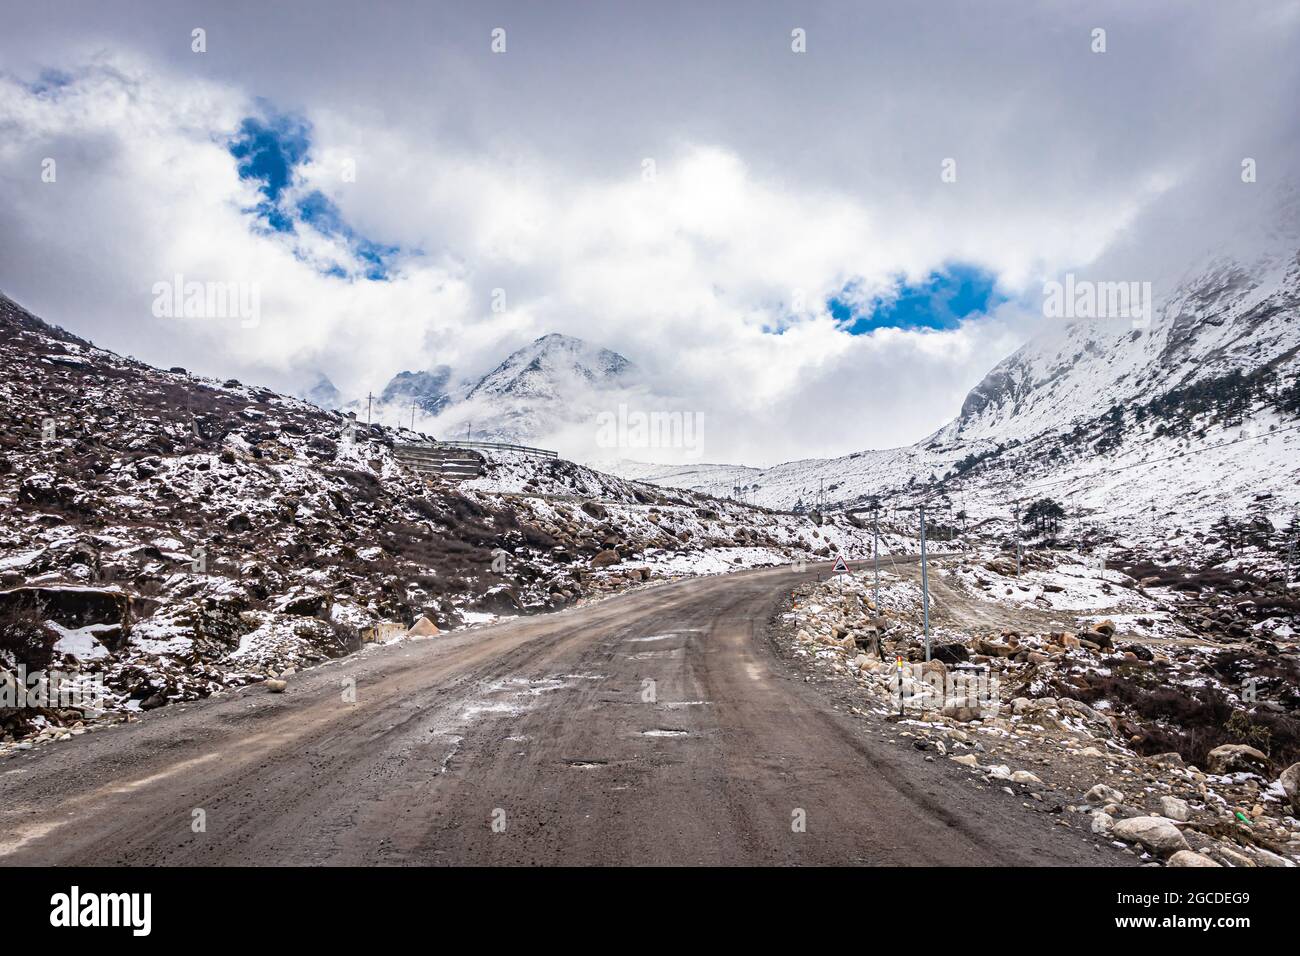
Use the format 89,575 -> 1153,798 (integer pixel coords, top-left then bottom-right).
872,503 -> 881,612
410,397 -> 417,431
366,392 -> 373,427
920,504 -> 931,662
466,421 -> 471,442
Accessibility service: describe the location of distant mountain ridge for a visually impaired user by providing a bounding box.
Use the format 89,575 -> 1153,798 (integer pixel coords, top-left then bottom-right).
324,332 -> 638,447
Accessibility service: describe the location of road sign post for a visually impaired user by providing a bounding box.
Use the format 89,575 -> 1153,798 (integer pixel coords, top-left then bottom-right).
832,552 -> 848,596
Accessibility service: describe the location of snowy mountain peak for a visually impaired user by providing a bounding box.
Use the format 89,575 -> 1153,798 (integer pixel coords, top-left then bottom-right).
464,333 -> 634,403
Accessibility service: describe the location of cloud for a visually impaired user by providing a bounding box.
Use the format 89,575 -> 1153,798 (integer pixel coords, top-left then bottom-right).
1,2 -> 1298,466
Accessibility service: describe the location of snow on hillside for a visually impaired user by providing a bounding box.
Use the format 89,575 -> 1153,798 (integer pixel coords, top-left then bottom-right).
608,233 -> 1300,543
587,459 -> 764,498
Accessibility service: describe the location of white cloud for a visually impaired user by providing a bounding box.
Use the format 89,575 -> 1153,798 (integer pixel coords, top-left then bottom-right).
2,0 -> 1297,466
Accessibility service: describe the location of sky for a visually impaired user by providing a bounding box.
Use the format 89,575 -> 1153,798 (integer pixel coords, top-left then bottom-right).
2,0 -> 1298,466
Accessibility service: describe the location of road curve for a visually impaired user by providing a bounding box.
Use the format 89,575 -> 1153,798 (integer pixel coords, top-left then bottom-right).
0,558 -> 1125,866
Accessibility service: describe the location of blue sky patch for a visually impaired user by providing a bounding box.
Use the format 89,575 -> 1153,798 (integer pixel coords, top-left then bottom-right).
27,69 -> 75,96
829,264 -> 1004,334
228,108 -> 399,278
229,112 -> 311,233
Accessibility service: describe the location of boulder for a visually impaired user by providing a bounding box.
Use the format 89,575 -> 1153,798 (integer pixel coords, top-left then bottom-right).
1248,847 -> 1294,868
1090,811 -> 1114,835
265,679 -> 287,693
1112,816 -> 1188,857
1158,796 -> 1190,822
1277,762 -> 1300,813
591,549 -> 622,568
1168,850 -> 1221,868
972,637 -> 1015,657
929,642 -> 970,665
1206,744 -> 1270,775
1084,620 -> 1115,648
474,585 -> 523,615
276,589 -> 329,617
921,658 -> 948,677
1204,845 -> 1256,868
408,616 -> 440,637
1149,752 -> 1185,769
942,697 -> 982,722
1085,784 -> 1124,805
1010,770 -> 1043,786
0,585 -> 128,631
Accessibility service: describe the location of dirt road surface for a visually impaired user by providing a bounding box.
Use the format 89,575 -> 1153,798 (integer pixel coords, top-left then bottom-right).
0,558 -> 1129,866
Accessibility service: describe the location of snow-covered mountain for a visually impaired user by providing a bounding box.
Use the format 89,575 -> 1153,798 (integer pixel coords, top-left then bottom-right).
441,333 -> 636,444
611,231 -> 1300,539
335,333 -> 638,449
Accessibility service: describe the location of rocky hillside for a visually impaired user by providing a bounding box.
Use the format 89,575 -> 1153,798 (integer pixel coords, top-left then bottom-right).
776,562 -> 1300,867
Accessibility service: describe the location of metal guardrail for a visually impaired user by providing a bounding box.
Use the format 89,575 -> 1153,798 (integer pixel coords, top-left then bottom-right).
413,440 -> 558,459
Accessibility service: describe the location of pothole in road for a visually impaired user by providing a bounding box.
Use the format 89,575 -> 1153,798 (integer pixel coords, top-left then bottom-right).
457,677 -> 570,723
627,648 -> 684,661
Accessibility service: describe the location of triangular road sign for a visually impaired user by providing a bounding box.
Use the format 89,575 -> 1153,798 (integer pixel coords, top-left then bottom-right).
832,554 -> 849,574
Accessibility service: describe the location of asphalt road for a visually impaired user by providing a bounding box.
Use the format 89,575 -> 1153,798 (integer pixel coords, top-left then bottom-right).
0,557 -> 1126,866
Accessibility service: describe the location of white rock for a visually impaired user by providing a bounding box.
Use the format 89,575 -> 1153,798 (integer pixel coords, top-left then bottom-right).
1206,744 -> 1269,775
1112,816 -> 1189,857
265,679 -> 288,693
1158,796 -> 1190,822
1011,770 -> 1044,786
1249,847 -> 1295,868
1168,850 -> 1221,867
951,754 -> 980,768
1085,783 -> 1125,804
1090,811 -> 1114,835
